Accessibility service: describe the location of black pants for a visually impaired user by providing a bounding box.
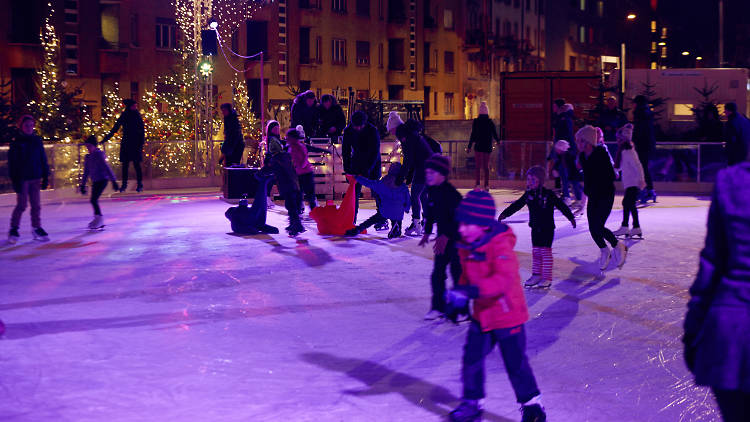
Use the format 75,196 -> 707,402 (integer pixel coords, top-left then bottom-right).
410,182 -> 427,221
121,160 -> 142,186
297,172 -> 317,211
431,240 -> 462,312
531,226 -> 554,248
586,193 -> 618,249
284,193 -> 302,227
356,212 -> 391,231
713,388 -> 750,422
462,322 -> 541,403
90,180 -> 109,216
636,148 -> 653,190
622,186 -> 641,228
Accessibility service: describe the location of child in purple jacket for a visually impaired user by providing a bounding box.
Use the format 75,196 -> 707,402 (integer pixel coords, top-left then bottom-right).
80,136 -> 119,229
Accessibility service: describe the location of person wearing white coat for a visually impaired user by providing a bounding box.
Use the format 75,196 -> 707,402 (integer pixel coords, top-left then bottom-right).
613,123 -> 646,238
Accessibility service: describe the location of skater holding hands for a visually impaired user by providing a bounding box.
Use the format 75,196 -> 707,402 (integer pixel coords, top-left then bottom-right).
612,124 -> 646,239
80,136 -> 119,229
498,166 -> 576,288
446,189 -> 546,422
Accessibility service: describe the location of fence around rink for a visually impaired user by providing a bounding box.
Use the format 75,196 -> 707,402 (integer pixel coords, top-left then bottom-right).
0,139 -> 729,196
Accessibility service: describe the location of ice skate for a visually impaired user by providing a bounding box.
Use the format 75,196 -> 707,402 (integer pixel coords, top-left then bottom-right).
613,241 -> 628,269
136,182 -> 143,193
286,223 -> 306,237
88,215 -> 105,230
639,189 -> 656,204
612,225 -> 630,238
7,227 -> 20,244
374,220 -> 389,231
344,226 -> 362,237
630,227 -> 643,239
387,221 -> 402,239
520,403 -> 546,422
449,399 -> 483,422
423,309 -> 443,321
571,200 -> 585,217
118,182 -> 128,193
524,274 -> 543,288
32,227 -> 49,242
404,219 -> 423,236
599,247 -> 611,270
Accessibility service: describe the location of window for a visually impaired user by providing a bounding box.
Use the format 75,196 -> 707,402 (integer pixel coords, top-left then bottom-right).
539,0 -> 544,14
588,27 -> 593,44
10,0 -> 40,43
424,86 -> 430,117
356,41 -> 370,66
495,19 -> 500,39
424,0 -> 436,27
388,85 -> 403,100
444,51 -> 454,73
356,0 -> 369,15
155,21 -> 177,49
64,34 -> 79,75
11,68 -> 35,106
661,46 -> 667,58
388,0 -> 406,22
579,25 -> 585,43
332,38 -> 347,64
514,22 -> 519,38
332,0 -> 347,13
661,27 -> 667,38
315,36 -> 322,63
444,9 -> 454,29
504,20 -> 511,37
299,0 -> 321,8
672,104 -> 694,121
569,56 -> 576,71
651,20 -> 657,33
433,92 -> 438,114
357,89 -> 369,100
130,15 -> 139,46
101,4 -> 120,48
299,28 -> 311,64
246,21 -> 268,58
423,42 -> 431,71
388,39 -> 405,70
300,80 -> 312,92
444,92 -> 454,114
579,0 -> 585,11
651,41 -> 657,54
597,1 -> 604,17
65,0 -> 78,24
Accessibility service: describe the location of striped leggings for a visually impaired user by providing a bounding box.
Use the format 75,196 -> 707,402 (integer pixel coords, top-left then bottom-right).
531,227 -> 554,282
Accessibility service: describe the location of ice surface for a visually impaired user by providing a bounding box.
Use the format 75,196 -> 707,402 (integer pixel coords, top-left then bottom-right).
0,190 -> 719,421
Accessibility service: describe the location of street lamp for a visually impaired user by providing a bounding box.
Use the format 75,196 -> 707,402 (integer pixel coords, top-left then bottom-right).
658,42 -> 666,46
626,13 -> 636,20
696,56 -> 703,61
199,60 -> 213,77
681,51 -> 690,56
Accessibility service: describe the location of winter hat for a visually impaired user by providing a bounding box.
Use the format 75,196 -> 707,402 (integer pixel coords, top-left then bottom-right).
553,140 -> 570,152
238,198 -> 249,208
84,135 -> 98,146
575,125 -> 598,147
616,123 -> 634,142
424,153 -> 451,176
266,120 -> 279,135
553,98 -> 566,108
386,111 -> 404,134
527,165 -> 546,183
286,128 -> 303,140
456,189 -> 496,227
479,101 -> 489,115
351,110 -> 367,126
122,99 -> 135,108
561,103 -> 574,113
386,161 -> 402,177
295,124 -> 306,138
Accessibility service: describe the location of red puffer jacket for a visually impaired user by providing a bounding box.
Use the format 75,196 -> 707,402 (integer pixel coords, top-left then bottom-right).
458,223 -> 530,332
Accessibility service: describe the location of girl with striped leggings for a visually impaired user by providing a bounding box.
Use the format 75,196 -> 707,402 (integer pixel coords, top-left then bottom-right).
498,166 -> 577,288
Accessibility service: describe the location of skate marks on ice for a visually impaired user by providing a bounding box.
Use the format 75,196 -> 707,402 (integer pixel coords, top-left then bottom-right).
3,234 -> 99,261
228,233 -> 334,268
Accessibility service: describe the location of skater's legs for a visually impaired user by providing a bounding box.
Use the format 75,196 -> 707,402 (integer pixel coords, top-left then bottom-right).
27,179 -> 42,228
121,161 -> 130,186
496,325 -> 541,403
90,180 -> 108,216
353,182 -> 363,223
357,212 -> 385,231
284,194 -> 302,227
559,165 -> 570,198
475,152 -> 490,187
10,180 -> 32,228
431,248 -> 452,312
133,161 -> 143,185
712,388 -> 750,422
571,180 -> 583,201
531,247 -> 542,275
410,182 -> 425,221
586,195 -> 618,249
540,248 -> 553,282
532,228 -> 554,281
462,321 -> 495,400
622,186 -> 639,227
249,177 -> 271,224
298,172 -> 317,210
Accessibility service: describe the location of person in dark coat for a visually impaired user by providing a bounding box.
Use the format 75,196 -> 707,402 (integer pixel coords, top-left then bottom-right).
225,170 -> 279,235
597,96 -> 628,144
724,102 -> 750,166
552,99 -> 575,151
342,111 -> 381,223
264,129 -> 304,236
316,94 -> 346,140
290,90 -> 319,141
397,122 -> 434,236
684,160 -> 750,422
467,101 -> 500,191
7,115 -> 50,243
219,103 -> 245,166
632,95 -> 656,202
102,99 -> 145,192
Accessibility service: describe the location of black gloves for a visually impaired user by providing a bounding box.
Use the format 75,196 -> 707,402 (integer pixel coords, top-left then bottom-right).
444,286 -> 480,324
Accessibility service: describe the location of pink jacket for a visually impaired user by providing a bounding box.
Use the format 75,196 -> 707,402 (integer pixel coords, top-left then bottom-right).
287,140 -> 314,175
458,224 -> 530,331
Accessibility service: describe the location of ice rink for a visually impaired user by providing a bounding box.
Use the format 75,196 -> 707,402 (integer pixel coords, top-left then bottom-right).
0,189 -> 719,421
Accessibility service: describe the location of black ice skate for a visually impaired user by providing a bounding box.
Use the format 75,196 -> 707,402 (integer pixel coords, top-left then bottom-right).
119,182 -> 128,193
286,223 -> 306,236
387,221 -> 402,238
32,227 -> 49,242
374,220 -> 389,231
449,399 -> 482,422
8,227 -> 20,244
136,182 -> 143,193
345,226 -> 362,237
520,403 -> 546,422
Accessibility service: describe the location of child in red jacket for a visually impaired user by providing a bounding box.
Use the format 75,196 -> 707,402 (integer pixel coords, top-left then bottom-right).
447,189 -> 546,422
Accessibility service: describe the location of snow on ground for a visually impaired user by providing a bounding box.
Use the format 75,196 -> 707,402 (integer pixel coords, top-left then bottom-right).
0,189 -> 718,421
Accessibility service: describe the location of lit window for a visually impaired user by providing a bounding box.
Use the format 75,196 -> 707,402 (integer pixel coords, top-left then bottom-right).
651,20 -> 657,33
651,62 -> 657,69
155,22 -> 177,49
661,27 -> 668,38
651,42 -> 656,53
580,0 -> 585,11
672,104 -> 694,121
444,9 -> 454,29
597,1 -> 603,17
661,46 -> 667,58
579,25 -> 586,43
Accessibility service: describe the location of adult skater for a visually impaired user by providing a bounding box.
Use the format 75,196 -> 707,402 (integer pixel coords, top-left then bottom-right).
552,99 -> 575,150
219,103 -> 245,166
79,136 -> 119,230
397,122 -> 433,236
225,171 -> 279,235
7,115 -> 50,243
290,90 -> 318,140
447,189 -> 546,422
632,95 -> 656,203
575,125 -> 626,271
723,102 -> 750,166
467,101 -> 500,191
612,124 -> 646,239
684,158 -> 750,422
418,154 -> 463,320
263,120 -> 284,208
342,111 -> 381,224
316,94 -> 346,140
101,99 -> 145,193
597,96 -> 628,144
498,166 -> 576,289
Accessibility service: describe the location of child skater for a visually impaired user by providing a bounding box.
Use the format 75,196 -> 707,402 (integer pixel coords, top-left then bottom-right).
612,123 -> 646,239
79,136 -> 119,229
264,120 -> 283,208
286,127 -> 318,215
546,140 -> 584,210
498,166 -> 576,288
264,128 -> 304,236
345,162 -> 411,238
446,189 -> 546,422
418,154 -> 463,320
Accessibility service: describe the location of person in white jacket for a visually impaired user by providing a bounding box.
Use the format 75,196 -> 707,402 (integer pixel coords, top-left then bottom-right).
612,124 -> 645,238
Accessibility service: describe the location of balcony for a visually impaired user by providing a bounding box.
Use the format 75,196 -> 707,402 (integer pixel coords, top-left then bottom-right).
98,49 -> 128,74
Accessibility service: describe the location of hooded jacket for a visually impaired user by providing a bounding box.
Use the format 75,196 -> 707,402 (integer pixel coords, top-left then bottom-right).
725,112 -> 750,165
458,222 -> 530,332
342,122 -> 381,180
355,175 -> 411,221
317,103 -> 346,139
468,115 -> 500,153
8,132 -> 50,187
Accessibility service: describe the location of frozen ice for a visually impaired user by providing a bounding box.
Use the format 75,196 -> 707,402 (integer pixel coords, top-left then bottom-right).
0,190 -> 719,421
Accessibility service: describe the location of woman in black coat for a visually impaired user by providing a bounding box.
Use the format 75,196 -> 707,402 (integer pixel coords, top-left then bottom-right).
467,102 -> 500,190
684,160 -> 750,422
632,95 -> 656,201
102,99 -> 145,192
291,90 -> 319,140
316,94 -> 346,140
219,103 -> 245,166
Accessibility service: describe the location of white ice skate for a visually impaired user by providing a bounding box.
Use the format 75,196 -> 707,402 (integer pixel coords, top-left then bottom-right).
599,247 -> 611,270
524,275 -> 543,288
7,228 -> 20,244
405,219 -> 423,236
88,215 -> 104,230
612,225 -> 630,238
423,309 -> 443,321
32,227 -> 49,242
614,242 -> 628,269
630,227 -> 643,239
